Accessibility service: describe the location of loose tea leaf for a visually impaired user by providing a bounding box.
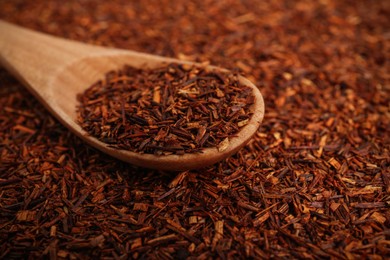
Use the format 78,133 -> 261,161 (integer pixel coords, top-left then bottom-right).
0,0 -> 389,259
77,63 -> 254,155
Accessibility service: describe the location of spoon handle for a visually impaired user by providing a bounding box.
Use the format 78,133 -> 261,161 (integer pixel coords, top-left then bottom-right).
0,20 -> 104,93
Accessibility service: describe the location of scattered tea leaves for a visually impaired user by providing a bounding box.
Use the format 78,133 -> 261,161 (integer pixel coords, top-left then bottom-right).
0,0 -> 389,259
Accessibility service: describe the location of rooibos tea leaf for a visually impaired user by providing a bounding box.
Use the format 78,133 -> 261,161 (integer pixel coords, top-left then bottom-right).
77,63 -> 254,155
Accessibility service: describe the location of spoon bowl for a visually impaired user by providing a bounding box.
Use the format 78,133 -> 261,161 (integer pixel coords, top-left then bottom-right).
0,20 -> 264,171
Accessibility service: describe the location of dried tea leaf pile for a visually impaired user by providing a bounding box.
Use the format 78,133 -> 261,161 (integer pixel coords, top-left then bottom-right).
77,63 -> 254,155
0,0 -> 389,259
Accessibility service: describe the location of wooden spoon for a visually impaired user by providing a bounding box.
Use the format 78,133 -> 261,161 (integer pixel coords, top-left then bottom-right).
0,20 -> 264,171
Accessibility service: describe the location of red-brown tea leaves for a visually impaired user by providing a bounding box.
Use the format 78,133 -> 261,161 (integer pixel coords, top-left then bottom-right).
0,0 -> 389,259
77,63 -> 254,155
